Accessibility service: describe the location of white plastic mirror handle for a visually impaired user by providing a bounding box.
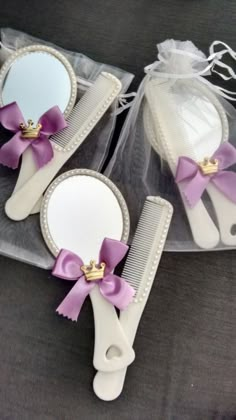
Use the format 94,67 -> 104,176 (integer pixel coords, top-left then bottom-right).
90,287 -> 135,372
5,150 -> 67,220
93,301 -> 144,400
12,149 -> 42,214
206,184 -> 236,246
178,187 -> 220,249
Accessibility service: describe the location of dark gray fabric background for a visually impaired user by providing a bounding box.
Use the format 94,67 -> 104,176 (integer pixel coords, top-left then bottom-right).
0,1 -> 236,419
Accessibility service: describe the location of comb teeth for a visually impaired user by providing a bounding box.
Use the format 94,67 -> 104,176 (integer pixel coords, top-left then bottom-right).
51,72 -> 121,150
122,197 -> 173,301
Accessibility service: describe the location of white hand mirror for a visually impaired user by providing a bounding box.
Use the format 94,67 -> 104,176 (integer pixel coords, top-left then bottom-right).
40,169 -> 135,372
144,79 -> 236,247
0,44 -> 77,213
176,84 -> 236,246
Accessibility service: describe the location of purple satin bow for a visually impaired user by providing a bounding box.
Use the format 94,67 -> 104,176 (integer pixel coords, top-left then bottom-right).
0,102 -> 67,169
52,238 -> 135,321
175,142 -> 236,208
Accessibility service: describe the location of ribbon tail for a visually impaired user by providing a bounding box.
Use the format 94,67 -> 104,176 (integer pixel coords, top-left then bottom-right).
31,135 -> 54,168
212,171 -> 236,203
181,171 -> 209,207
56,276 -> 94,321
0,132 -> 30,169
99,274 -> 135,310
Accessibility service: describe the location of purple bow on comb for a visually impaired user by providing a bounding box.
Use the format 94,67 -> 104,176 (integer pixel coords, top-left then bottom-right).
0,102 -> 67,169
175,142 -> 236,208
52,238 -> 135,321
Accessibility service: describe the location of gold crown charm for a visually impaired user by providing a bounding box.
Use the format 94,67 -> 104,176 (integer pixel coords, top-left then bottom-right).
19,120 -> 42,139
81,260 -> 106,281
198,157 -> 219,175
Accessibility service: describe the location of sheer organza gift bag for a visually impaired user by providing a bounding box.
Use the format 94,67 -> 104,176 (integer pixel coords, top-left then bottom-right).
0,28 -> 134,268
106,39 -> 236,251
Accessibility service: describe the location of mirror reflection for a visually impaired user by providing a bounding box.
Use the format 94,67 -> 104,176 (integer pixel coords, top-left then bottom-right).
2,51 -> 72,122
45,175 -> 125,261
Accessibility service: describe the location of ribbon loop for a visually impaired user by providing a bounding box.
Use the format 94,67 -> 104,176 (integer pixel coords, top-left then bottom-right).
52,238 -> 135,321
53,249 -> 84,280
0,102 -> 67,169
212,142 -> 236,169
175,143 -> 236,207
99,238 -> 129,274
0,102 -> 25,132
38,106 -> 68,135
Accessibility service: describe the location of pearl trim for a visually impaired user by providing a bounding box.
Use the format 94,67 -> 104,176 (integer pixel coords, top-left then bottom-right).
0,44 -> 77,118
51,72 -> 122,152
133,196 -> 173,303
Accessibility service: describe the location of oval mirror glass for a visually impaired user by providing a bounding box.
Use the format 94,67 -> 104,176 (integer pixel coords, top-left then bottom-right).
0,45 -> 77,122
40,170 -> 130,261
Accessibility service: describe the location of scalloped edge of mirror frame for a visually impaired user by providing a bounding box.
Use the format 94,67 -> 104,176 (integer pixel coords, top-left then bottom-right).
40,168 -> 130,257
0,44 -> 77,118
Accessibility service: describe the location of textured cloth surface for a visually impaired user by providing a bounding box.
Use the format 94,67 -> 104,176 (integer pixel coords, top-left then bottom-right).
1,1 -> 236,419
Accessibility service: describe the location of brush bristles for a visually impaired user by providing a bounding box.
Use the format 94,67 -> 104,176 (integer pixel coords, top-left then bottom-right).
122,197 -> 173,301
52,72 -> 121,149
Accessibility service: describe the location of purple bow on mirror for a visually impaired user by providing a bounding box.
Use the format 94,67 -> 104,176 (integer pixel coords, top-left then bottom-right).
0,102 -> 67,169
175,142 -> 236,208
52,238 -> 135,321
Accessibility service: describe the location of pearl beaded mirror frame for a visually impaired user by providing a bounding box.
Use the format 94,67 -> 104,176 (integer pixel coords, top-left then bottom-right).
41,169 -> 135,374
0,44 -> 77,215
40,169 -> 130,260
0,44 -> 77,120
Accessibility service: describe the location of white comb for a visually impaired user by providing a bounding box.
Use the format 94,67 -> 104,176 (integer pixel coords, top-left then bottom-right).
93,196 -> 173,401
5,72 -> 122,220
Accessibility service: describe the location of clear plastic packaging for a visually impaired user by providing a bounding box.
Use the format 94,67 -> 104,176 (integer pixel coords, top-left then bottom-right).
0,28 -> 134,269
106,40 -> 236,251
